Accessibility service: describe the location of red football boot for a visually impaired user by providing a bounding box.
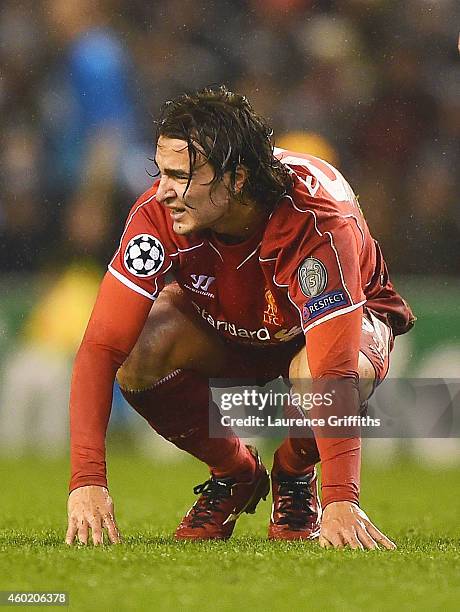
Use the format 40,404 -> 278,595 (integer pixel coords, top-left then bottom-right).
268,469 -> 321,540
175,446 -> 269,540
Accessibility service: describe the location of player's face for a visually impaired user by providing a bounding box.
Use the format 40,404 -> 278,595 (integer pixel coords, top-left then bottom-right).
155,136 -> 235,235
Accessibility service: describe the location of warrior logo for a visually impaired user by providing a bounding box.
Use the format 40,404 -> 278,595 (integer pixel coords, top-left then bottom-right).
190,274 -> 215,292
184,274 -> 216,298
298,257 -> 328,298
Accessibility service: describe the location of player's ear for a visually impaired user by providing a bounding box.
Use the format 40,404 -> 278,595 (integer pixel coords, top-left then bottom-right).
233,165 -> 248,194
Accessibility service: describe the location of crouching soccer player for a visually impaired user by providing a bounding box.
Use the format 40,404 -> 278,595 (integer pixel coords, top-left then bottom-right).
66,87 -> 415,549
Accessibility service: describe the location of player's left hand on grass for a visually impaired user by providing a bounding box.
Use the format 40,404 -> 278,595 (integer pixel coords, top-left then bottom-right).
65,485 -> 121,546
319,501 -> 396,551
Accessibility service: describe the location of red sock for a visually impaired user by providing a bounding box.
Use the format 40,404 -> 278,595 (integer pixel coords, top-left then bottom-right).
120,369 -> 255,481
273,394 -> 320,475
273,436 -> 320,476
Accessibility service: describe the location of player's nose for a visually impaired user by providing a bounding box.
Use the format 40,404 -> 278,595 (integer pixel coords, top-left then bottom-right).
156,176 -> 177,203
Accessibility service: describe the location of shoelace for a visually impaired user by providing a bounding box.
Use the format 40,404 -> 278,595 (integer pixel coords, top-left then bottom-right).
276,480 -> 315,529
188,478 -> 233,527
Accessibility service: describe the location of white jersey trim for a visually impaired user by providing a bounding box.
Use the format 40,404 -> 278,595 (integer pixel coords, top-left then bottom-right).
170,242 -> 205,257
207,241 -> 224,262
304,299 -> 366,333
236,242 -> 262,270
324,230 -> 354,305
283,195 -> 323,237
108,265 -> 158,301
341,213 -> 365,253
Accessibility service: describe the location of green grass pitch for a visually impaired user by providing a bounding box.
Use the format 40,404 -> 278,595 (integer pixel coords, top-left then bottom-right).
1,447 -> 459,611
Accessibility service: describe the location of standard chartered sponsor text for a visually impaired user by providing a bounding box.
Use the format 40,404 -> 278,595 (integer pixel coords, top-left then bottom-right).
192,302 -> 302,342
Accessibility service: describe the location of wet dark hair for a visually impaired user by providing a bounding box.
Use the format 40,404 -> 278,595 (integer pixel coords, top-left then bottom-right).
156,86 -> 293,209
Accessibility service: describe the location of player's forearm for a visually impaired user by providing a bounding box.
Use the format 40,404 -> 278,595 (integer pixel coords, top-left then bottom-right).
310,376 -> 361,507
68,273 -> 153,492
69,341 -> 124,492
305,308 -> 363,507
316,436 -> 361,507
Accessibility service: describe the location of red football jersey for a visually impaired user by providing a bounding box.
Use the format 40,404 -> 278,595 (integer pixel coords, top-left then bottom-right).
69,149 -> 414,495
108,149 -> 413,344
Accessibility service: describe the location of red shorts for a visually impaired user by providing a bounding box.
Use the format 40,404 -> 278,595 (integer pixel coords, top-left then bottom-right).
221,307 -> 393,390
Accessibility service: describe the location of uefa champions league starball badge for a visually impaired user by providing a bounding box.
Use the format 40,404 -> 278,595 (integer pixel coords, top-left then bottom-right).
123,234 -> 165,277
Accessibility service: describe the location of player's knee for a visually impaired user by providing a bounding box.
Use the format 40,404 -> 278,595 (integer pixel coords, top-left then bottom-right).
289,348 -> 310,382
288,348 -> 312,394
116,302 -> 183,391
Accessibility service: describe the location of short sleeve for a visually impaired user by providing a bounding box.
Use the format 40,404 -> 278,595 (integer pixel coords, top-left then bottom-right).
288,221 -> 366,332
108,198 -> 171,301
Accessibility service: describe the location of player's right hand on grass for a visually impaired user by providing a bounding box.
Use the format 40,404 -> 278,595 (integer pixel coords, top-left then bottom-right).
66,485 -> 121,546
319,501 -> 396,551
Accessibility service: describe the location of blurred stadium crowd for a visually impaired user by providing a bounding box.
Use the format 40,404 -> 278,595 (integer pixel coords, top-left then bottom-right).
1,0 -> 459,274
0,0 -> 459,457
